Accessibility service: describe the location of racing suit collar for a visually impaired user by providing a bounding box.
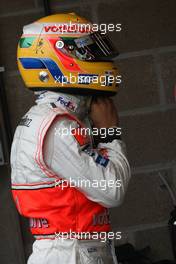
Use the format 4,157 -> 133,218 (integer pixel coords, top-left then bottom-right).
35,91 -> 92,120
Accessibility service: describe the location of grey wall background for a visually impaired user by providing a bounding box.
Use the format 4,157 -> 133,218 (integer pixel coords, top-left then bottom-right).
0,0 -> 176,263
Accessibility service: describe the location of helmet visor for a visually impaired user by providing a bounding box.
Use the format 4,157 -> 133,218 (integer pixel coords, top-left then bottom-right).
59,33 -> 118,61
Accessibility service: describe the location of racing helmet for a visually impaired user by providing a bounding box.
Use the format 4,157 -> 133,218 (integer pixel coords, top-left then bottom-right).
17,13 -> 119,95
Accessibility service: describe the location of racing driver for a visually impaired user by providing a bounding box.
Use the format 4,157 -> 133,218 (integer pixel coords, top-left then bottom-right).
11,13 -> 131,264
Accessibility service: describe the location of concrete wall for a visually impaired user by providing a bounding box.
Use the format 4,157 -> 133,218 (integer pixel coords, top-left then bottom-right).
0,0 -> 176,263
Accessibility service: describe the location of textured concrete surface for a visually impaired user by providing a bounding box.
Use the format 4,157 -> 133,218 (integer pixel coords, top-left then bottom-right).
135,226 -> 174,261
114,225 -> 174,261
114,56 -> 159,111
0,166 -> 25,263
98,0 -> 176,52
4,75 -> 35,130
110,170 -> 173,228
0,0 -> 35,15
160,52 -> 176,104
121,109 -> 176,167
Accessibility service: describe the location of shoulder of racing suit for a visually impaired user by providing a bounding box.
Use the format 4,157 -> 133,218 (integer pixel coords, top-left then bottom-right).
11,103 -> 87,185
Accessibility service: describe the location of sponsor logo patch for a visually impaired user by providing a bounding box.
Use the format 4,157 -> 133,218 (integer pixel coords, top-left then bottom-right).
57,96 -> 78,112
95,155 -> 109,167
44,24 -> 91,34
19,37 -> 36,48
19,115 -> 32,127
93,210 -> 110,225
29,218 -> 49,229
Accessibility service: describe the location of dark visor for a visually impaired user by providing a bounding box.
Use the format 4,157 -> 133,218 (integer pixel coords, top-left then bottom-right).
59,33 -> 118,61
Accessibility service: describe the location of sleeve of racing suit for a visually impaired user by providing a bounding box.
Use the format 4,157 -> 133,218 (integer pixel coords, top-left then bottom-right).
43,117 -> 131,208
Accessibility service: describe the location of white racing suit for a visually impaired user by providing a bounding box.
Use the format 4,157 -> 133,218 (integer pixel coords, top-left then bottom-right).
11,91 -> 131,264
